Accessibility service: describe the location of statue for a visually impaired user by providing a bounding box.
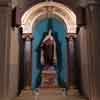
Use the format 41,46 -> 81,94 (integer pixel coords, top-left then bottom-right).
40,29 -> 58,88
40,29 -> 57,67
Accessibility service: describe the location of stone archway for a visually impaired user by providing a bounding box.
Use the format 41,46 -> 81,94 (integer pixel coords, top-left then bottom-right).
20,1 -> 79,95
21,1 -> 77,33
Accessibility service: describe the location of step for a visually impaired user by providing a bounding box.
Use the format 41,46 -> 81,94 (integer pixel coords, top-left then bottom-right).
37,95 -> 87,100
14,89 -> 87,100
14,95 -> 87,100
37,88 -> 66,96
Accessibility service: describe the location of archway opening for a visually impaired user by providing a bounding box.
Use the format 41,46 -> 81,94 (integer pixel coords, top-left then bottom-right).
32,17 -> 68,90
20,1 -> 77,92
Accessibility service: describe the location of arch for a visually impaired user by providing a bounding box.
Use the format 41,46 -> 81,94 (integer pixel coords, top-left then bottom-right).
21,1 -> 77,33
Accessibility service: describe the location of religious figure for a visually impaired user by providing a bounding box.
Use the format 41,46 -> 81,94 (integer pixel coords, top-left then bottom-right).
40,29 -> 57,66
40,29 -> 58,88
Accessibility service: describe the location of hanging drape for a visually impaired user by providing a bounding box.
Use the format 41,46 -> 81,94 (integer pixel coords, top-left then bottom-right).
32,18 -> 68,90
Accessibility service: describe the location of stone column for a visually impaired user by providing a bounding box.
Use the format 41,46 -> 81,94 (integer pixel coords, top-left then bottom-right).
17,26 -> 25,92
84,1 -> 100,100
66,33 -> 79,96
0,1 -> 12,100
22,33 -> 33,90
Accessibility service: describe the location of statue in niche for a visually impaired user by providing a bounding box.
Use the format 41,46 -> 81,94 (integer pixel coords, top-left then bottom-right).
40,29 -> 58,88
40,29 -> 57,68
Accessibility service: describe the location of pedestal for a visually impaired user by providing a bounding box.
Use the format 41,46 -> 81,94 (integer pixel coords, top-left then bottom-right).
40,66 -> 58,88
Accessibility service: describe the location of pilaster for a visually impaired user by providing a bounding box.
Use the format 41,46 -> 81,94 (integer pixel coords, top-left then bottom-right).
0,1 -> 12,100
22,33 -> 33,90
81,1 -> 100,100
66,33 -> 80,96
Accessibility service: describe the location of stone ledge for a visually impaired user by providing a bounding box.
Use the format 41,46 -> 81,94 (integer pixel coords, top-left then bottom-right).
0,1 -> 11,7
14,89 -> 88,100
86,0 -> 100,6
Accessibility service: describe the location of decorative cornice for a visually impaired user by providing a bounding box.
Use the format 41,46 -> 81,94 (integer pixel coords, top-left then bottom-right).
87,0 -> 100,5
0,1 -> 11,7
86,0 -> 100,7
80,0 -> 100,7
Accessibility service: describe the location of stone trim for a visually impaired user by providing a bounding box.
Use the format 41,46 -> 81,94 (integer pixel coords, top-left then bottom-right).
0,1 -> 11,7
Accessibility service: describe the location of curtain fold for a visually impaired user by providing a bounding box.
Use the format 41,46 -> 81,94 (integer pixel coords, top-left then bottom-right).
32,18 -> 68,90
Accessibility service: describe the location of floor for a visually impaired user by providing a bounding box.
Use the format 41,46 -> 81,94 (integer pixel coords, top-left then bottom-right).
14,88 -> 87,100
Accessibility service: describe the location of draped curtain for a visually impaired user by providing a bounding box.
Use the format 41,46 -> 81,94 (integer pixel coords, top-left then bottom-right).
32,18 -> 68,90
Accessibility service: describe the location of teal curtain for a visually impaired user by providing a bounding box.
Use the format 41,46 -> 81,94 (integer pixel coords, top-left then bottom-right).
52,32 -> 65,87
32,18 -> 68,90
51,19 -> 68,87
32,20 -> 48,90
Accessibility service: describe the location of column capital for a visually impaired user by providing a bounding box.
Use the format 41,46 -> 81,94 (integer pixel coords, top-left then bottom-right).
66,33 -> 77,40
22,33 -> 33,41
87,0 -> 100,5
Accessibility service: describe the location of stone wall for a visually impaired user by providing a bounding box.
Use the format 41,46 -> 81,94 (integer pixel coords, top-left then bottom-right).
0,1 -> 20,100
8,28 -> 20,100
78,2 -> 100,99
0,1 -> 12,100
78,27 -> 90,97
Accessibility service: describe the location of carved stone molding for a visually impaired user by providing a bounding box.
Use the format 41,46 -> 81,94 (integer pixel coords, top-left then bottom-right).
87,0 -> 100,5
21,1 -> 77,33
0,1 -> 11,7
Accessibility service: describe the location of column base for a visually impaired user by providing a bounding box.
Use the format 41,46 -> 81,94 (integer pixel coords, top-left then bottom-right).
24,85 -> 32,90
19,89 -> 33,96
66,85 -> 80,96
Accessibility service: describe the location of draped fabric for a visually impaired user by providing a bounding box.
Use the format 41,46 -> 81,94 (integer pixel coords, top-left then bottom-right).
32,18 -> 68,91
32,23 -> 48,90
